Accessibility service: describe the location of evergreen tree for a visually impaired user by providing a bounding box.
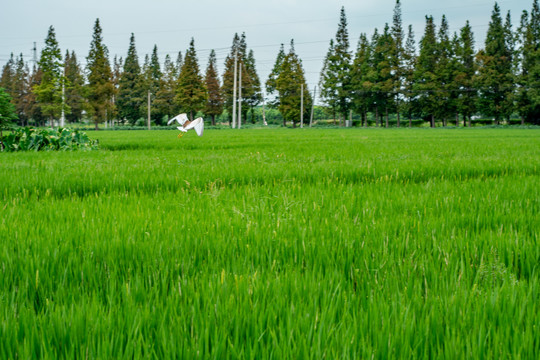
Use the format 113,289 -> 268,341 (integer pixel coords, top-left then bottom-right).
276,40 -> 312,127
175,38 -> 207,120
244,49 -> 262,123
34,26 -> 67,126
365,24 -> 394,127
351,33 -> 372,126
320,7 -> 352,124
26,64 -> 44,126
176,51 -> 183,75
516,0 -> 540,124
0,87 -> 17,150
456,21 -> 477,126
413,16 -> 439,127
403,25 -> 417,127
391,0 -> 404,127
266,43 -> 286,108
12,54 -> 30,126
204,50 -> 223,125
86,18 -> 115,130
0,53 -> 15,96
64,51 -> 85,123
475,3 -> 515,124
154,54 -> 178,122
117,33 -> 143,124
141,45 -> 164,124
434,15 -> 453,126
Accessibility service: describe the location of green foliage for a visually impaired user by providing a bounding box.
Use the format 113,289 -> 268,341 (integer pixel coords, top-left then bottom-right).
475,4 -> 515,123
320,7 -> 352,121
204,50 -> 223,125
175,38 -> 207,120
0,87 -> 17,143
117,33 -> 143,124
86,19 -> 115,130
1,127 -> 97,152
275,41 -> 312,127
34,26 -> 68,123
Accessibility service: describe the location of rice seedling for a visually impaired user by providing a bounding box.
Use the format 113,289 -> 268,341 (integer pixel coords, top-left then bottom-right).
0,128 -> 538,359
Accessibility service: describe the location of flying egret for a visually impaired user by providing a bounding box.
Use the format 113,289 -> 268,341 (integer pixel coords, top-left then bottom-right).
168,113 -> 204,138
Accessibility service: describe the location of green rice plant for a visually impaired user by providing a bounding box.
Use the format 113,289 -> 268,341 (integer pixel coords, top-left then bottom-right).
0,128 -> 538,359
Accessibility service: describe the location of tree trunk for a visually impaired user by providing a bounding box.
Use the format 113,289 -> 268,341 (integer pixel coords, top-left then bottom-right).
455,112 -> 459,127
463,115 -> 467,127
95,121 -> 99,131
521,115 -> 525,126
468,116 -> 471,128
363,110 -> 367,127
443,117 -> 447,127
385,108 -> 389,128
0,128 -> 4,151
375,107 -> 379,127
431,114 -> 435,128
409,115 -> 412,128
397,110 -> 400,128
211,115 -> 216,126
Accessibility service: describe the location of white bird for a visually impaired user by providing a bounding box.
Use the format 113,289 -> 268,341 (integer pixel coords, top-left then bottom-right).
167,113 -> 204,138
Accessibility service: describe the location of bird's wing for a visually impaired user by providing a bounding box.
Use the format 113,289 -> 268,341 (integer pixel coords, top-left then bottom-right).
168,113 -> 189,126
193,118 -> 204,137
184,118 -> 204,136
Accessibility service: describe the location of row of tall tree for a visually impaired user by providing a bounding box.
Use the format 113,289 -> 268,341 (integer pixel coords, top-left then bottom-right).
1,0 -> 539,128
320,0 -> 540,126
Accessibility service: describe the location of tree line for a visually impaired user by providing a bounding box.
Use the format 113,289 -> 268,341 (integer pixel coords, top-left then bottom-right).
1,0 -> 539,129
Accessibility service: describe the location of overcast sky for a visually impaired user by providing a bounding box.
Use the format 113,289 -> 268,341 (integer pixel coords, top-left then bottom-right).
0,0 -> 533,90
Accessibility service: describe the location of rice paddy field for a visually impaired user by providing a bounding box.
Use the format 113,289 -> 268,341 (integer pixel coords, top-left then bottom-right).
0,128 -> 539,359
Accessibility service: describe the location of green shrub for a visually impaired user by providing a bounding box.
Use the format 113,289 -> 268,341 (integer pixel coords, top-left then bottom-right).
1,127 -> 98,152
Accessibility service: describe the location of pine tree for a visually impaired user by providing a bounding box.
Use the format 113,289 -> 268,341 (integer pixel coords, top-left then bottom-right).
351,33 -> 372,126
244,49 -> 262,123
365,24 -> 394,127
516,0 -> 540,124
175,38 -> 207,120
434,15 -> 453,126
391,0 -> 404,127
0,87 -> 17,150
475,3 -> 515,124
204,50 -> 223,125
64,51 -> 85,123
141,45 -> 163,124
26,64 -> 44,126
403,25 -> 417,127
456,21 -> 477,126
0,54 -> 15,96
320,7 -> 352,125
276,40 -> 311,127
117,33 -> 143,124
266,43 -> 286,108
12,54 -> 30,126
413,16 -> 439,127
154,54 -> 178,122
34,26 -> 66,126
86,18 -> 115,130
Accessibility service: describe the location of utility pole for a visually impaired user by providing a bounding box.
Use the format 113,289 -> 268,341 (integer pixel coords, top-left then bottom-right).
262,94 -> 267,126
147,91 -> 151,130
300,83 -> 304,128
60,71 -> 65,127
238,63 -> 242,129
309,85 -> 316,127
232,52 -> 237,129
